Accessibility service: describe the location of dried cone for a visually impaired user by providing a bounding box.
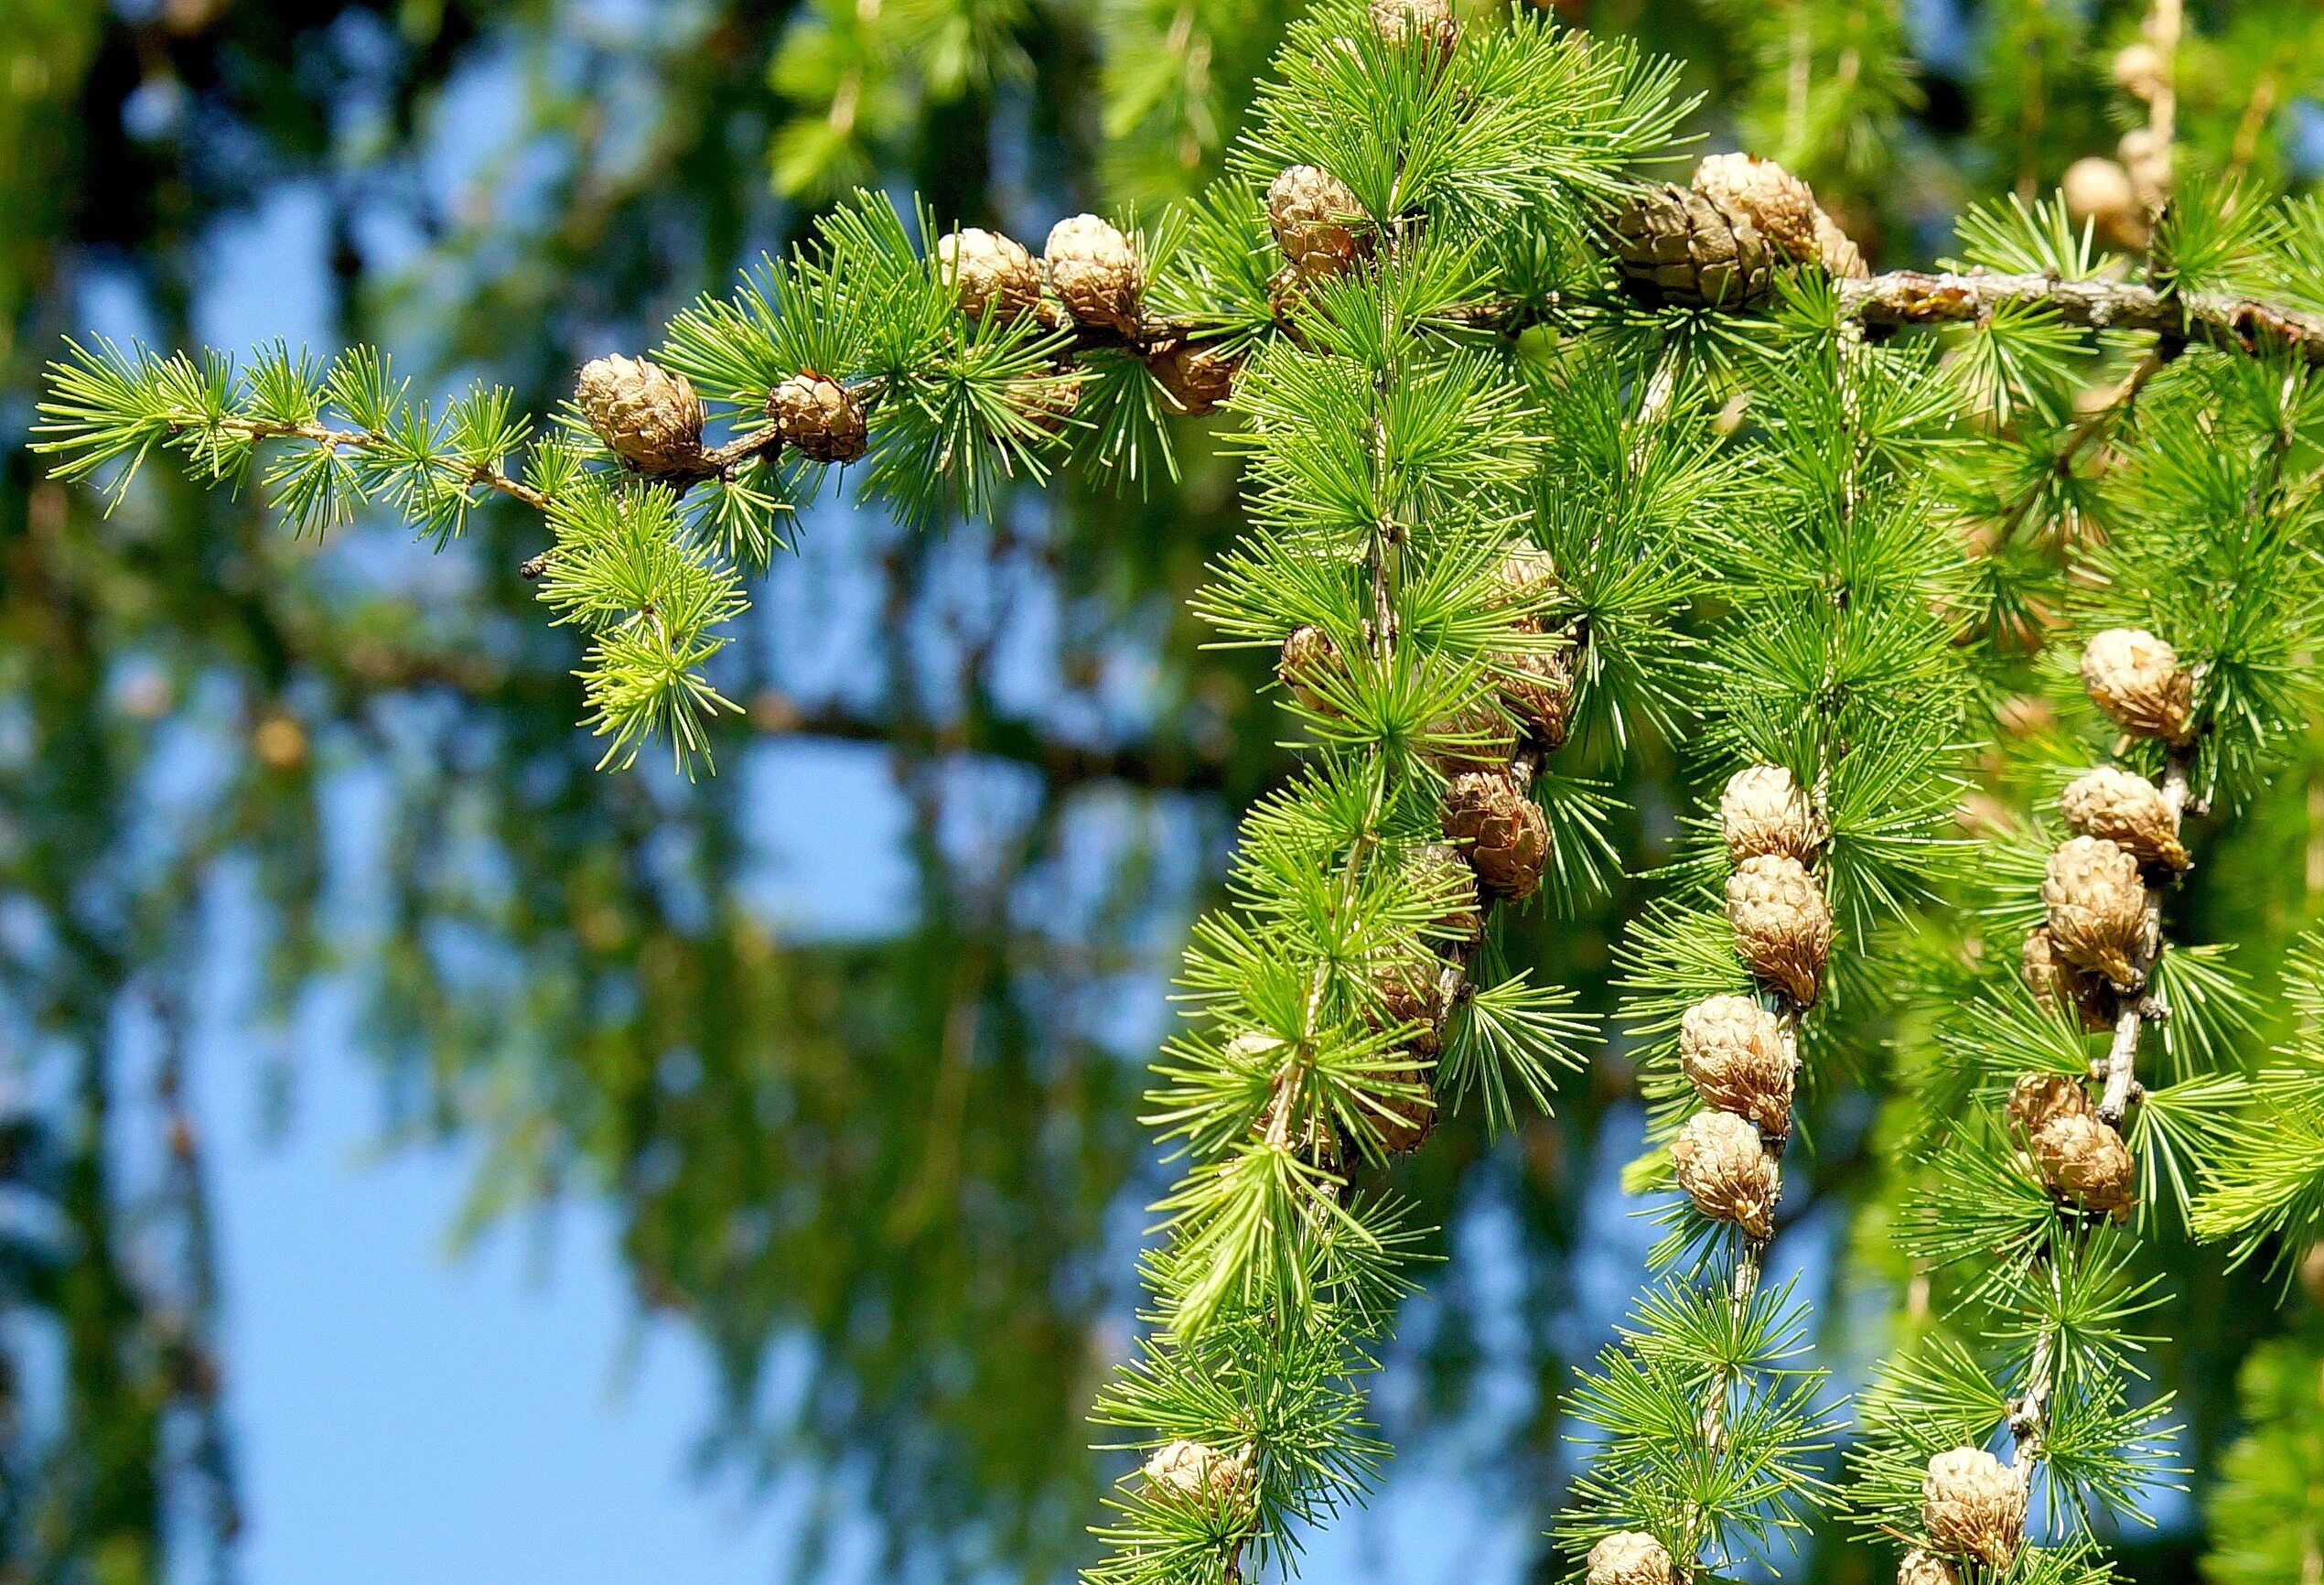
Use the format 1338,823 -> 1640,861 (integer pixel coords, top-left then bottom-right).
1404,840 -> 1483,943
2060,765 -> 2189,870
2080,628 -> 2195,743
1371,1063 -> 1437,1154
1725,855 -> 1833,1007
1440,770 -> 1550,900
2021,927 -> 2116,1030
1678,994 -> 1796,1138
576,354 -> 706,477
2041,836 -> 2148,987
768,372 -> 869,464
1613,153 -> 1867,309
2028,1109 -> 2136,1217
1267,165 -> 1368,281
1043,214 -> 1142,336
1424,697 -> 1518,775
1497,648 -> 1574,750
1719,764 -> 1820,864
1008,371 -> 1083,438
1672,1109 -> 1780,1239
1920,1448 -> 2024,1569
1492,545 -> 1564,613
1372,957 -> 1447,1056
1897,1548 -> 1963,1585
1146,340 -> 1240,415
1142,1439 -> 1253,1510
1278,624 -> 1347,714
2005,1071 -> 2092,1138
1368,0 -> 1457,58
1586,1532 -> 1675,1585
937,227 -> 1042,321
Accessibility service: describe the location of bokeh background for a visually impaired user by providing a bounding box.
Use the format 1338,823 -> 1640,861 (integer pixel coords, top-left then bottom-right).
5,2 -> 2324,1583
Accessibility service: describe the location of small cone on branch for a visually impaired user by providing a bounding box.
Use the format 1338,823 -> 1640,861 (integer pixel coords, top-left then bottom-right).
1143,1439 -> 1253,1509
2028,1109 -> 2137,1217
937,227 -> 1042,321
1007,372 -> 1084,438
1586,1531 -> 1675,1585
2112,42 -> 2165,101
1612,153 -> 1867,310
1497,648 -> 1575,750
2042,836 -> 2148,988
2060,765 -> 2189,870
1278,624 -> 1348,714
1440,770 -> 1550,900
1726,855 -> 1833,1007
1371,1062 -> 1438,1154
1492,545 -> 1564,614
1921,1448 -> 2024,1569
1423,697 -> 1518,775
768,372 -> 870,464
1267,165 -> 1369,281
1897,1547 -> 1963,1585
1404,840 -> 1483,942
1043,214 -> 1143,336
1672,1109 -> 1780,1239
1371,956 -> 1447,1055
1368,0 -> 1457,59
2080,628 -> 2195,743
1720,764 -> 1821,865
2062,156 -> 2139,235
576,354 -> 706,477
1146,340 -> 1240,415
2022,926 -> 2115,1030
1678,994 -> 1796,1138
2006,1071 -> 2092,1138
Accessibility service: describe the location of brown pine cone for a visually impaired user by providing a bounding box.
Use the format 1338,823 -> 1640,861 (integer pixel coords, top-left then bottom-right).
1613,153 -> 1867,309
1423,697 -> 1518,775
1725,855 -> 1833,1007
1920,1448 -> 2024,1569
768,372 -> 869,464
1278,624 -> 1348,714
1897,1548 -> 1963,1585
2080,628 -> 2195,743
2028,1110 -> 2136,1217
1719,764 -> 1820,865
576,354 -> 706,477
1143,1439 -> 1253,1510
2005,1071 -> 2091,1138
1671,1109 -> 1780,1239
1404,840 -> 1483,943
1440,770 -> 1550,900
1371,957 -> 1447,1055
1678,994 -> 1796,1138
1371,1062 -> 1437,1154
1497,648 -> 1574,750
2041,836 -> 2148,988
1146,340 -> 1241,415
2021,927 -> 2115,1031
937,227 -> 1042,321
2060,765 -> 2189,870
1043,214 -> 1143,336
1492,545 -> 1564,615
1368,0 -> 1457,59
1267,165 -> 1369,281
1587,1532 -> 1675,1585
1007,371 -> 1083,438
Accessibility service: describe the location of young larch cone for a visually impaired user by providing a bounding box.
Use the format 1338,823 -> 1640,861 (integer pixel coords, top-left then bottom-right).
768,372 -> 869,464
2041,836 -> 2148,987
1404,840 -> 1483,943
1146,340 -> 1240,415
1371,1062 -> 1437,1154
1423,697 -> 1518,775
1368,0 -> 1457,59
1043,214 -> 1142,336
2028,1110 -> 2136,1217
1143,1438 -> 1253,1509
2021,926 -> 2114,1030
1897,1548 -> 1963,1585
1613,153 -> 1867,309
1497,648 -> 1574,749
1440,770 -> 1549,900
2080,628 -> 2195,743
1277,624 -> 1347,714
1671,1109 -> 1780,1239
1492,545 -> 1564,613
936,227 -> 1042,321
2060,765 -> 2190,870
576,354 -> 706,477
1725,855 -> 1833,1007
1719,763 -> 1820,864
2062,156 -> 2143,246
1586,1531 -> 1675,1585
1372,956 -> 1447,1055
1007,372 -> 1083,438
1267,165 -> 1368,280
1678,993 -> 1796,1138
1921,1448 -> 2024,1569
2006,1071 -> 2092,1138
